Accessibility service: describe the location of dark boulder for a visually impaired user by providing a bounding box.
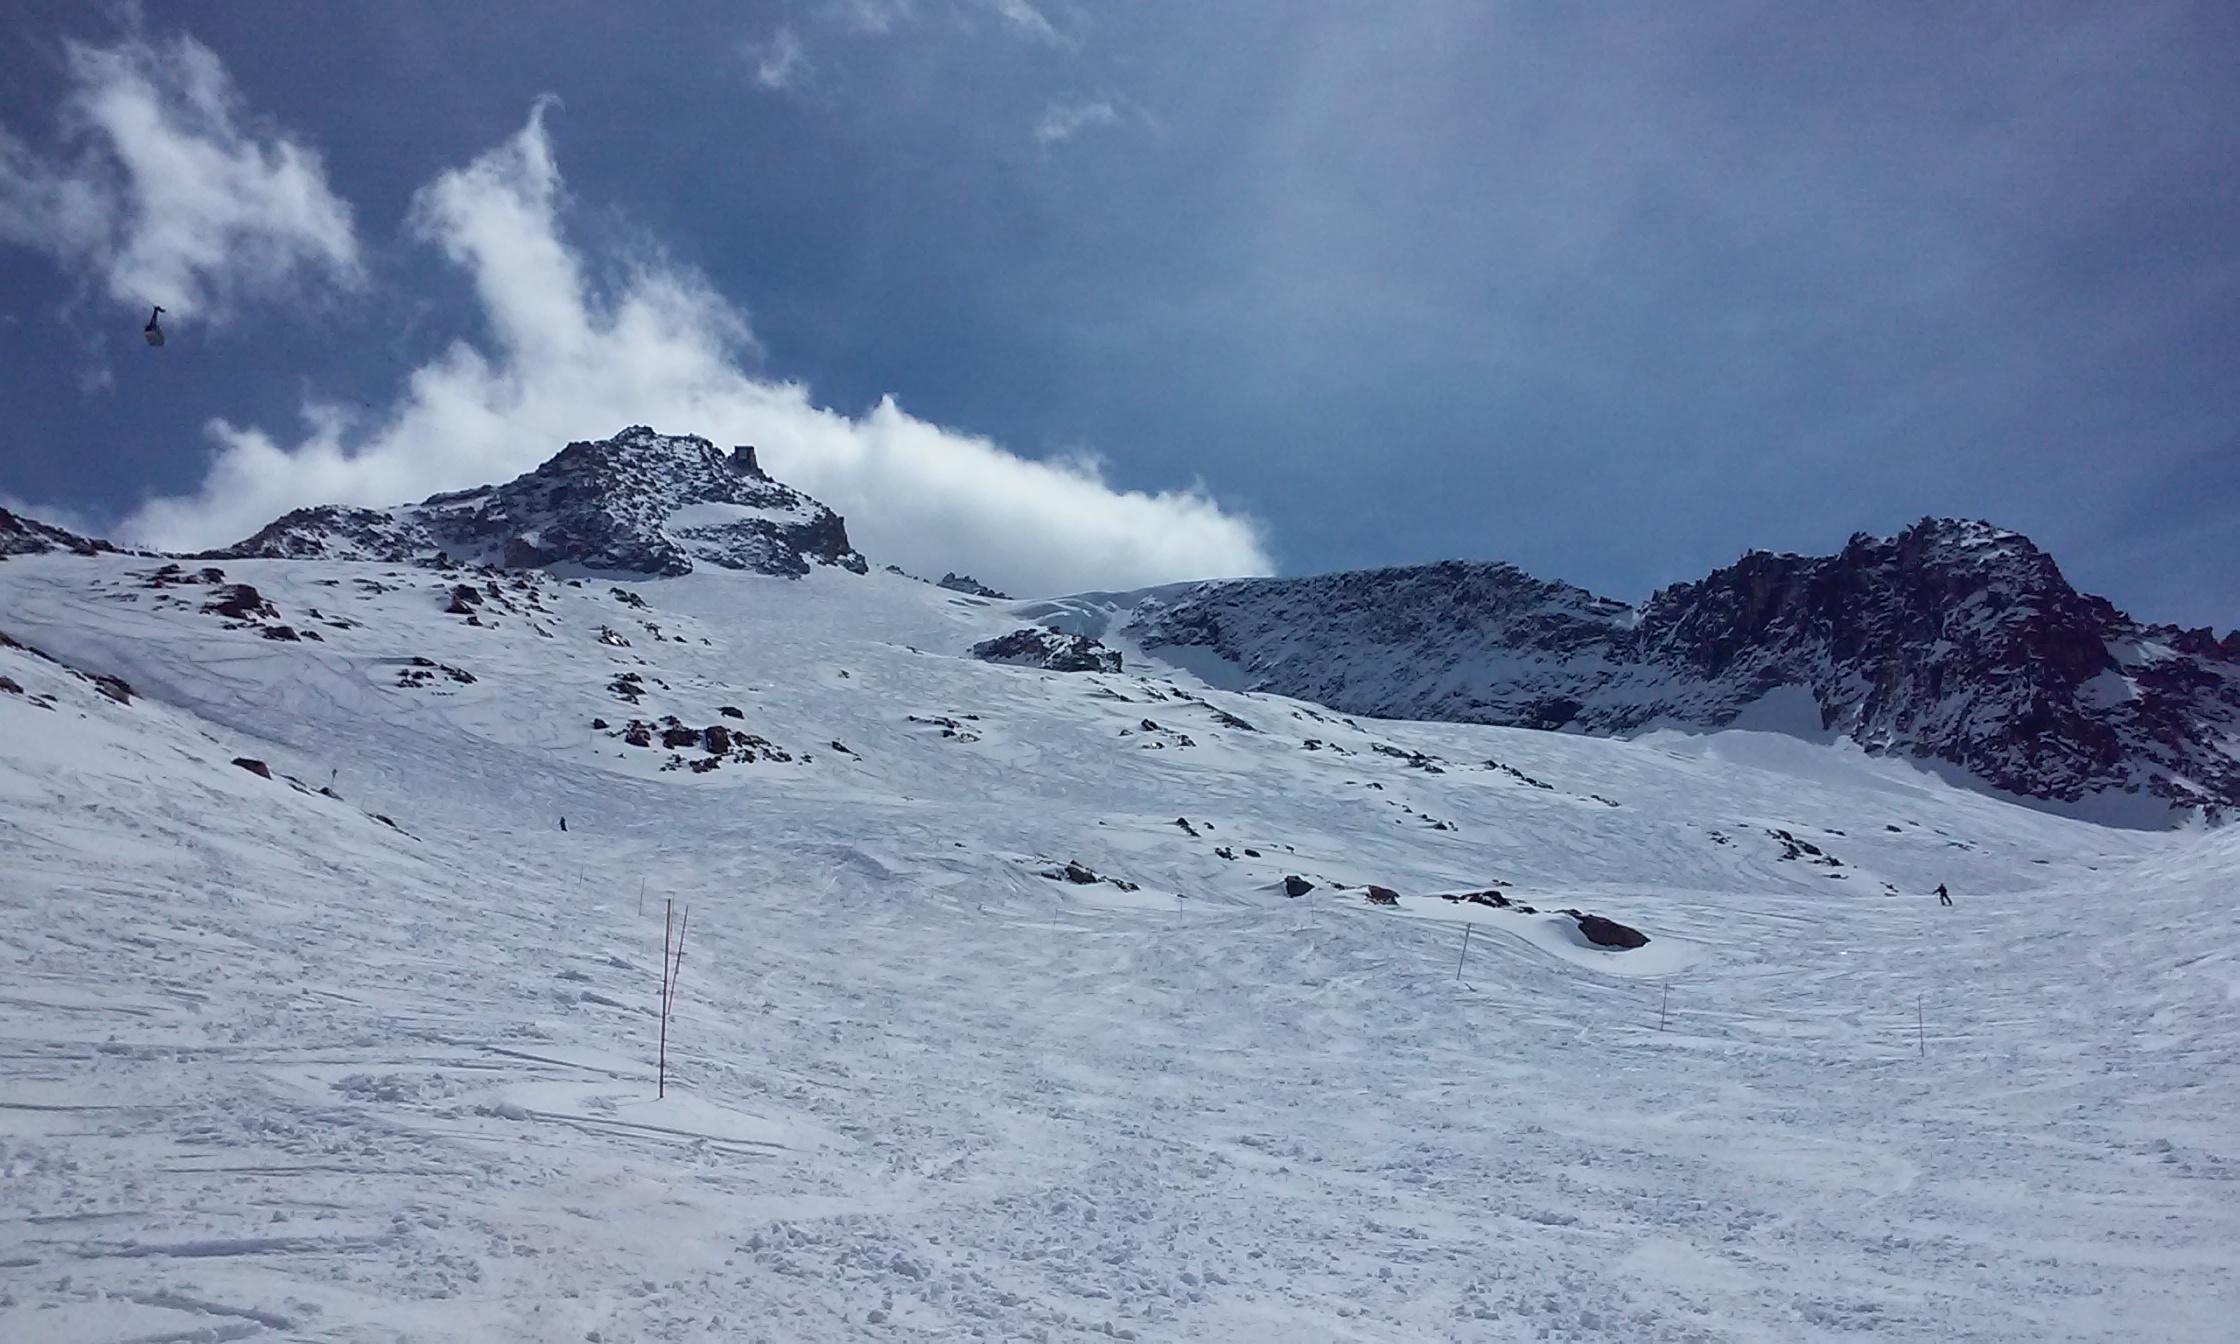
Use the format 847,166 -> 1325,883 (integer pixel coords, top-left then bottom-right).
1573,913 -> 1648,949
232,757 -> 272,779
1283,875 -> 1315,897
204,584 -> 277,621
1042,860 -> 1140,891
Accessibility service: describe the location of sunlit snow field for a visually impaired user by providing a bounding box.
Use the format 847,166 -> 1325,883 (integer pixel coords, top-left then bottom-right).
2,554 -> 2235,1341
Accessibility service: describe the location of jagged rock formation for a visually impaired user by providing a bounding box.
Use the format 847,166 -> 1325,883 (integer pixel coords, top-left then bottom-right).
970,628 -> 1123,674
938,573 -> 1010,599
1123,520 -> 2240,822
214,427 -> 868,579
0,507 -> 118,558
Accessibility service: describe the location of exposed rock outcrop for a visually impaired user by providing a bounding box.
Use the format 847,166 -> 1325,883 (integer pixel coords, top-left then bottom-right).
939,573 -> 1009,599
970,628 -> 1123,674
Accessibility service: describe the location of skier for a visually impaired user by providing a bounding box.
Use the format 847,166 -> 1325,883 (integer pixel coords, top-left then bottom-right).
1936,883 -> 1951,906
143,306 -> 165,346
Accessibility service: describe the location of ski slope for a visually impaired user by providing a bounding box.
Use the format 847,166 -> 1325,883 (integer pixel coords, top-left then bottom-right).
2,551 -> 2235,1342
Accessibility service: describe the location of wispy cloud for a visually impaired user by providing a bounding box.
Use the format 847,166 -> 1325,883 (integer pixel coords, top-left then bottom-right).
987,0 -> 1061,44
124,104 -> 1269,596
745,27 -> 811,91
0,32 -> 358,323
1034,98 -> 1120,146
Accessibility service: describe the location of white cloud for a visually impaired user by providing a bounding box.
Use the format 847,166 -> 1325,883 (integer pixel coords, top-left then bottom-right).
1035,98 -> 1121,146
0,32 -> 358,323
123,106 -> 1270,597
988,0 -> 1061,43
745,27 -> 811,91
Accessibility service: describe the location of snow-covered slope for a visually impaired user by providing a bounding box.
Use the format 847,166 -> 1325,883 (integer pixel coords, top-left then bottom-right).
3,533 -> 2236,1341
1111,521 -> 2240,824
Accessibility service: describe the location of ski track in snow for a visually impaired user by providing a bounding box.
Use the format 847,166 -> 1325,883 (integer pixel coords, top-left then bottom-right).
1,554 -> 2236,1342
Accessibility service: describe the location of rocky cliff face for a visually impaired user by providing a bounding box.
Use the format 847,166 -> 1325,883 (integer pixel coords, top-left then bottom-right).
1123,520 -> 2240,822
215,427 -> 868,579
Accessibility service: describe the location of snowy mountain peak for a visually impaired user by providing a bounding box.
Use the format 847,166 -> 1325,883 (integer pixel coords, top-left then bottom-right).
216,426 -> 868,578
1119,520 -> 2240,824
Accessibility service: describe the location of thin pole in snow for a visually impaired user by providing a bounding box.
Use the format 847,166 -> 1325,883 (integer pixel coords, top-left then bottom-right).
1917,994 -> 1925,1058
1455,924 -> 1473,983
658,900 -> 672,1097
668,906 -> 690,1095
656,901 -> 687,1097
638,875 -> 646,919
1660,982 -> 1670,1032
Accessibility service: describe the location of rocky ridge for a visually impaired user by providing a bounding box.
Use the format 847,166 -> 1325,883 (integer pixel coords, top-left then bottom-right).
1120,520 -> 2240,822
213,426 -> 868,579
0,507 -> 120,558
9,445 -> 2231,821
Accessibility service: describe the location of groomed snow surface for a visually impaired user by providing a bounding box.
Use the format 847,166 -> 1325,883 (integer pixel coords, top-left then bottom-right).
2,553 -> 2235,1342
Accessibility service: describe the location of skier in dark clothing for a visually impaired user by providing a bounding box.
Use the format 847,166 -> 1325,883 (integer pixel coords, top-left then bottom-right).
1936,883 -> 1951,906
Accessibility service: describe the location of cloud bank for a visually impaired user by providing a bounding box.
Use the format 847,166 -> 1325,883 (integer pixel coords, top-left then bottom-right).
0,33 -> 358,322
121,104 -> 1269,596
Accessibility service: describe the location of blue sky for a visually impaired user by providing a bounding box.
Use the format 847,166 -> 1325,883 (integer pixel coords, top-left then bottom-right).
2,2 -> 2235,619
